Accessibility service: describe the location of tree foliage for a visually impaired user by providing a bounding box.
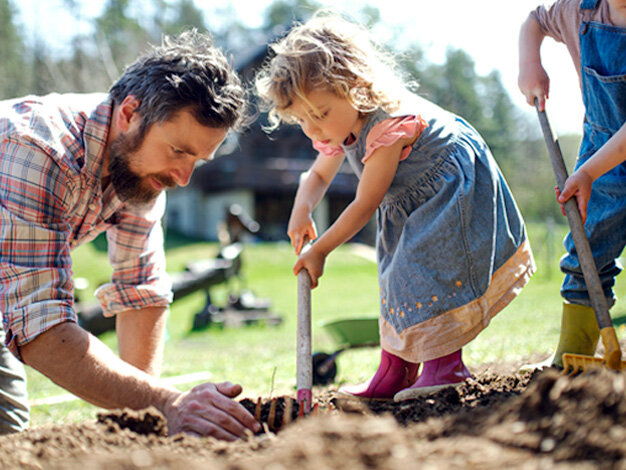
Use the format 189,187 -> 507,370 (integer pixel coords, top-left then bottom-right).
399,45 -> 574,221
0,0 -> 579,221
0,0 -> 29,98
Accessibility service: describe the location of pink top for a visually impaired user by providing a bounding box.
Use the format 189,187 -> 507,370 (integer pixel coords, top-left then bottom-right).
313,115 -> 428,162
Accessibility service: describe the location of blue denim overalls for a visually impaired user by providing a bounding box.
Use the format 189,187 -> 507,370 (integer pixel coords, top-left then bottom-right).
341,92 -> 530,338
560,0 -> 626,306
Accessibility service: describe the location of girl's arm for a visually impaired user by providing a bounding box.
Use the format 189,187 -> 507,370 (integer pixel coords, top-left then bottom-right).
518,15 -> 550,110
558,122 -> 626,223
288,152 -> 345,254
294,139 -> 404,287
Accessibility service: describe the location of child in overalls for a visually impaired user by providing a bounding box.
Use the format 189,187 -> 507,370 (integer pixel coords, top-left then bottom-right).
257,12 -> 535,400
519,0 -> 626,368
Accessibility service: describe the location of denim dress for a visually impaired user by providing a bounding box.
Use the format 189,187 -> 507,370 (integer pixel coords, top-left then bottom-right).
341,93 -> 535,362
560,0 -> 626,307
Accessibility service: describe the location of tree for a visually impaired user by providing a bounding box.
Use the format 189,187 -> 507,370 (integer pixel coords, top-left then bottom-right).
152,0 -> 206,37
262,0 -> 321,32
399,44 -> 570,221
31,37 -> 64,94
0,0 -> 576,222
94,0 -> 150,77
0,0 -> 30,98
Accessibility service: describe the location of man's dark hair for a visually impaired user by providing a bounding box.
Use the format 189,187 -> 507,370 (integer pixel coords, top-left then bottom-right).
109,29 -> 247,137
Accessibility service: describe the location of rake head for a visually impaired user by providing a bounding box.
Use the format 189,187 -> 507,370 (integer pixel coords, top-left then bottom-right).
562,327 -> 626,375
562,353 -> 626,375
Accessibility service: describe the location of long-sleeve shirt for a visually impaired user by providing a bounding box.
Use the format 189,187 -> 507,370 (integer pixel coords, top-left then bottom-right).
0,93 -> 172,358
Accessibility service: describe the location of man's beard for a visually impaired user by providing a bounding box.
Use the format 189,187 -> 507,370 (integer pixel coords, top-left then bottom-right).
107,129 -> 176,206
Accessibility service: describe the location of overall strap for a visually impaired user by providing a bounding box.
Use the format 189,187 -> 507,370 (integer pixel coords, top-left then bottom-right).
579,0 -> 600,33
580,0 -> 600,11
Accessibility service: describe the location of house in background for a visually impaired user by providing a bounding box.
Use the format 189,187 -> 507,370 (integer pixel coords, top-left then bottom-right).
165,36 -> 375,245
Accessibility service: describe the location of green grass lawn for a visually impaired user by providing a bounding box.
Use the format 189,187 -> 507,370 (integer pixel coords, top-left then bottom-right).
25,222 -> 626,427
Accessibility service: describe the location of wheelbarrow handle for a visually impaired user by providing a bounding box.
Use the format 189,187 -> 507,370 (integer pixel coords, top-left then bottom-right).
296,268 -> 312,413
535,101 -> 612,329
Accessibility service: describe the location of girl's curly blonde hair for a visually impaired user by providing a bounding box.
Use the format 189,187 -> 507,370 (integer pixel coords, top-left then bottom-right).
255,11 -> 408,131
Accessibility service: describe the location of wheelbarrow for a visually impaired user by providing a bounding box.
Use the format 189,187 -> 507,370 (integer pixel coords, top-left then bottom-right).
311,317 -> 380,385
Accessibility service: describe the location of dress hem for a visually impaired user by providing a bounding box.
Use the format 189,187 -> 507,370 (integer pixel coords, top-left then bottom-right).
380,239 -> 536,363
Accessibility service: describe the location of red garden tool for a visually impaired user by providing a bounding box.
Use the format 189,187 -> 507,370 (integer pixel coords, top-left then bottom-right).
536,100 -> 626,372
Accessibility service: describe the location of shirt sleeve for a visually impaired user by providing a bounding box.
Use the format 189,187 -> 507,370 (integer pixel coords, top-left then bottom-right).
312,140 -> 345,158
0,134 -> 78,359
529,0 -> 584,84
530,0 -> 582,45
95,192 -> 173,316
362,115 -> 428,163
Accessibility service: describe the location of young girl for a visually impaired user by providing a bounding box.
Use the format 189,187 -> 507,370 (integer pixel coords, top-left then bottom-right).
256,12 -> 535,401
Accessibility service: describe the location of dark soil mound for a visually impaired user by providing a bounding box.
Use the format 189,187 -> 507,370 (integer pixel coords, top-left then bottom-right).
1,367 -> 625,469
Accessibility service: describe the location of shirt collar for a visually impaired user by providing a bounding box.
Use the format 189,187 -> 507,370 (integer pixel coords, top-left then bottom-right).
83,95 -> 113,184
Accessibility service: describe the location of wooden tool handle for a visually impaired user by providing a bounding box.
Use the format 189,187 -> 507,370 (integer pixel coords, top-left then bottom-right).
535,102 -> 612,329
296,269 -> 312,413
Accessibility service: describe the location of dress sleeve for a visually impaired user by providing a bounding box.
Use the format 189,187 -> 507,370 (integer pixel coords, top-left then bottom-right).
312,140 -> 345,158
362,115 -> 428,163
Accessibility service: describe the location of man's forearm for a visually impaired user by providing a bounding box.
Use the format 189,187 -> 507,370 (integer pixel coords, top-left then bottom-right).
20,321 -> 178,411
116,306 -> 168,377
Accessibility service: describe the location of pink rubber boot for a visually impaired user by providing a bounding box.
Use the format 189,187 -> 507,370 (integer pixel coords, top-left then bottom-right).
338,349 -> 420,400
393,349 -> 472,401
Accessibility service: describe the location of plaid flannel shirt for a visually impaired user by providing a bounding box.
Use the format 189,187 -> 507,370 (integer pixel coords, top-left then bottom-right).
0,93 -> 173,358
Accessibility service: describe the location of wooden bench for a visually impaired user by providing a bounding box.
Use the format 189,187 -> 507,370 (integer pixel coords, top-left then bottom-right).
77,243 -> 244,336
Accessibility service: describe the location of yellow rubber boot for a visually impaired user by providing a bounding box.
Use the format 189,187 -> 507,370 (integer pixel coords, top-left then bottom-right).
551,302 -> 600,368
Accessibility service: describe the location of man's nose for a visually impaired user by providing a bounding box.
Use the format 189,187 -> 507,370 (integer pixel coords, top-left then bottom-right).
170,161 -> 195,187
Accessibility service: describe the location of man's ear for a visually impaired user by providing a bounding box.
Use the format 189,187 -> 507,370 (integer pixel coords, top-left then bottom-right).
117,95 -> 140,132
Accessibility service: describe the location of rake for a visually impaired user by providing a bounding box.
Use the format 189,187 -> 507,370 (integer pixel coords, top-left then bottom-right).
535,101 -> 625,372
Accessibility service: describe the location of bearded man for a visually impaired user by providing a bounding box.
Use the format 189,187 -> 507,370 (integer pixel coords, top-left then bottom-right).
0,30 -> 260,440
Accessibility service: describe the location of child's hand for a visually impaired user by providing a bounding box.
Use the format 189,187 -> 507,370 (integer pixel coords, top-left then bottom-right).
293,245 -> 326,288
518,62 -> 550,111
287,210 -> 318,255
556,170 -> 593,224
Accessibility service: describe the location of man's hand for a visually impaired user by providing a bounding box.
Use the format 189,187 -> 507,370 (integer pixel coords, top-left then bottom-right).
164,381 -> 260,440
21,322 -> 260,441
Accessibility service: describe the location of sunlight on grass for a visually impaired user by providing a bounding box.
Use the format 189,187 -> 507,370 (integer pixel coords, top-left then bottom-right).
26,222 -> 626,427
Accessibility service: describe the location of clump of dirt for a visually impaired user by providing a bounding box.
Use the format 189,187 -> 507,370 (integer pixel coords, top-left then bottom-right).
484,368 -> 626,462
97,406 -> 168,436
1,366 -> 626,469
346,369 -> 538,426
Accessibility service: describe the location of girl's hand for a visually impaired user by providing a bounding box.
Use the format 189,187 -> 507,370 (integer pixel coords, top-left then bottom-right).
556,170 -> 593,224
287,210 -> 318,255
518,62 -> 550,111
293,245 -> 325,288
